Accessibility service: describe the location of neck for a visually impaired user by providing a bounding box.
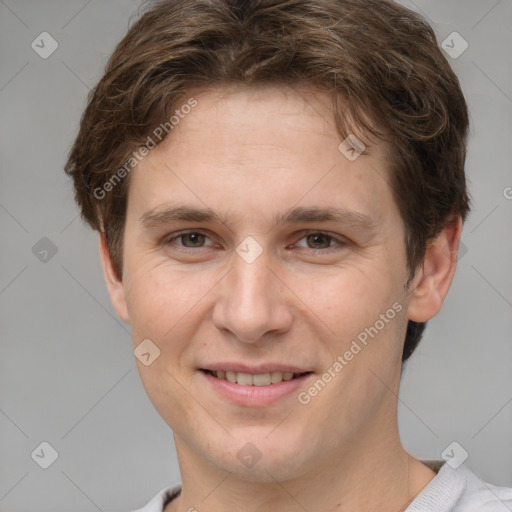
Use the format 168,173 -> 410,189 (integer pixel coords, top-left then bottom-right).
166,411 -> 436,512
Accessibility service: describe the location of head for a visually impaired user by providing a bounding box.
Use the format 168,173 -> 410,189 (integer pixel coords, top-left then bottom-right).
65,0 -> 469,480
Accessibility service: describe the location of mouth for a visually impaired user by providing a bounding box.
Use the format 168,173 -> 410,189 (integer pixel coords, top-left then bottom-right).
201,369 -> 312,386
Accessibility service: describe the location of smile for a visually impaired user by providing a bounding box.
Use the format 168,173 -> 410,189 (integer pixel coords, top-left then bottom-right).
200,369 -> 314,407
202,369 -> 310,386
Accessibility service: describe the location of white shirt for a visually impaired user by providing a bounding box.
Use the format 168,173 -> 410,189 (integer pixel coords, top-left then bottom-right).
131,461 -> 512,512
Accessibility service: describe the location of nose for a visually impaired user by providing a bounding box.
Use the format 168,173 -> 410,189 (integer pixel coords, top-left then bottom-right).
212,248 -> 293,344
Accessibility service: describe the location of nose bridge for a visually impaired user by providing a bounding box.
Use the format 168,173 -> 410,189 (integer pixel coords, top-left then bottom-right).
213,244 -> 289,342
234,251 -> 272,304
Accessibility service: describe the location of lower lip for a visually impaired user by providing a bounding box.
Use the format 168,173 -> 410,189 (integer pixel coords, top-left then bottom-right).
200,370 -> 313,407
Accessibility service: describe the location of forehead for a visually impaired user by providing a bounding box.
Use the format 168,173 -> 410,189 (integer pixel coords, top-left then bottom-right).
126,85 -> 396,230
161,85 -> 379,162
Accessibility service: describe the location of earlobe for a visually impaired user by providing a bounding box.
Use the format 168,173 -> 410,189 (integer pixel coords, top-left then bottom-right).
98,233 -> 131,324
406,216 -> 463,323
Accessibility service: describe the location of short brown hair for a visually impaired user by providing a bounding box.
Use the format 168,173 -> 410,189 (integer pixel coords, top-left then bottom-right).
65,0 -> 470,363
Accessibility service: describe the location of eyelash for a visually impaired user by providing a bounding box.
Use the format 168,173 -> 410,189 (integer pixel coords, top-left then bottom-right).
162,229 -> 347,253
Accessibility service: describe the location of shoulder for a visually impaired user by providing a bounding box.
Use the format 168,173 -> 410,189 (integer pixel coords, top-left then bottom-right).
407,462 -> 512,512
130,484 -> 182,512
455,465 -> 512,512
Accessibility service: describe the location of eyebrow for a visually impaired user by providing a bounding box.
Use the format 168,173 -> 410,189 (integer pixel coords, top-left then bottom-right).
273,206 -> 375,230
140,205 -> 225,228
139,204 -> 376,231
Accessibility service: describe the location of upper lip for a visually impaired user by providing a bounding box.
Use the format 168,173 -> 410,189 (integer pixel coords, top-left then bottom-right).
201,362 -> 312,374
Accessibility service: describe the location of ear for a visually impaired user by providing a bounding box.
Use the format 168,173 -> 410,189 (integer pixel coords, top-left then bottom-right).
406,216 -> 463,322
98,232 -> 131,324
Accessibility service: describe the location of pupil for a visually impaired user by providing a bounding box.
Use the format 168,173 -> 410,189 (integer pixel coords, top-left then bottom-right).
308,234 -> 329,249
184,233 -> 204,247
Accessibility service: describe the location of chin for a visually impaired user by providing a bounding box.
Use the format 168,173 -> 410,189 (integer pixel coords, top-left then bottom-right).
198,430 -> 316,483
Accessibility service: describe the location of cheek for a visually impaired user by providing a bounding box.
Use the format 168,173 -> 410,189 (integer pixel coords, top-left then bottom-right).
123,259 -> 220,347
297,262 -> 408,401
124,260 -> 215,427
290,261 -> 398,337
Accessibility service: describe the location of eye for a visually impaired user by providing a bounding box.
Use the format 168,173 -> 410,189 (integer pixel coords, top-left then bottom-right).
294,231 -> 346,251
161,230 -> 347,254
163,230 -> 214,249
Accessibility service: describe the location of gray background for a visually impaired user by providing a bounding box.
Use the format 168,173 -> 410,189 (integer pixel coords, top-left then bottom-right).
1,0 -> 511,511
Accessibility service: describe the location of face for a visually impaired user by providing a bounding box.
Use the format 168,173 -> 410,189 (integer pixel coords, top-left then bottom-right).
103,85 -> 426,482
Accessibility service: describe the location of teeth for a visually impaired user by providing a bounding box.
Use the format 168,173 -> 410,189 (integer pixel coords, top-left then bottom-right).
213,370 -> 302,385
270,371 -> 283,384
236,372 -> 253,386
253,373 -> 271,386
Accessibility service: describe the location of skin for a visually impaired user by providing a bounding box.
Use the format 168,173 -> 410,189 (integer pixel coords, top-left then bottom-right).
100,85 -> 462,512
